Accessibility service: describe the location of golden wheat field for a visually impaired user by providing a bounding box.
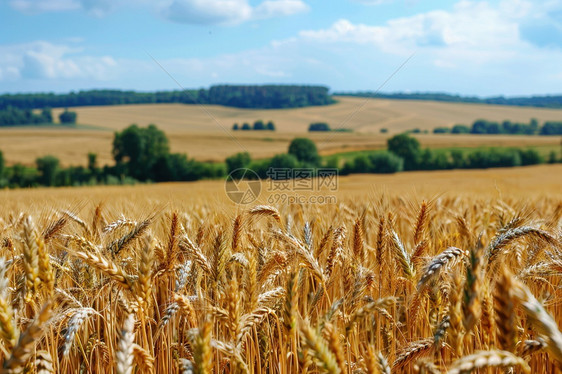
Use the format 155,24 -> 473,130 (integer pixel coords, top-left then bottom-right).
0,166 -> 561,373
0,97 -> 561,166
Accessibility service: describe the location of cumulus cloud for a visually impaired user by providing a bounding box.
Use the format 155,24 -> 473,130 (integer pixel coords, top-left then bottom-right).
298,1 -> 525,57
0,41 -> 117,81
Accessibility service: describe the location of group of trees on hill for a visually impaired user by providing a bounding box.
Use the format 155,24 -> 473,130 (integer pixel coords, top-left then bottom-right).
0,85 -> 334,111
232,120 -> 276,131
0,106 -> 77,126
434,119 -> 562,135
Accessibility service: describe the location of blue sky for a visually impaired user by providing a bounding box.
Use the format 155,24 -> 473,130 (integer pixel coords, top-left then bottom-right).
1,0 -> 562,96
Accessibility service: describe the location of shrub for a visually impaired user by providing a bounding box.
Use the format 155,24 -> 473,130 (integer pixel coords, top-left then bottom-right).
59,109 -> 77,124
518,149 -> 543,166
368,152 -> 404,173
36,155 -> 60,186
451,124 -> 470,134
433,127 -> 451,134
226,152 -> 252,179
308,122 -> 331,132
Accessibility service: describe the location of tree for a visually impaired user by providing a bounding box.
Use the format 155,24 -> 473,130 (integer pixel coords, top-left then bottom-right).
387,133 -> 421,170
232,123 -> 239,130
36,155 -> 60,186
41,108 -> 53,123
59,109 -> 77,125
308,122 -> 331,132
268,154 -> 299,177
226,152 -> 252,179
368,152 -> 403,173
241,123 -> 251,130
451,124 -> 470,134
540,122 -> 562,135
433,127 -> 450,134
87,152 -> 98,179
253,120 -> 265,130
112,124 -> 170,181
266,121 -> 275,131
288,138 -> 321,166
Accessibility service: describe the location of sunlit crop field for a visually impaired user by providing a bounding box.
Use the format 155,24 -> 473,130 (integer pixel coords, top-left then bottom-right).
0,166 -> 561,373
0,97 -> 561,166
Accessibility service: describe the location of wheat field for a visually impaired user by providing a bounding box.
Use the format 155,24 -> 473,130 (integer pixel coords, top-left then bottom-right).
0,166 -> 561,373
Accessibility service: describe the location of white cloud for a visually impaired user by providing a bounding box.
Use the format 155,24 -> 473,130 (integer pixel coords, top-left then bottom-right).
161,0 -> 253,25
253,0 -> 309,19
161,0 -> 308,25
300,1 -> 526,53
9,0 -> 309,24
0,41 -> 117,81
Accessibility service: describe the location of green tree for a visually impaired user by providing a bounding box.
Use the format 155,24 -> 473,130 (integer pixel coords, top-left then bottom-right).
450,150 -> 466,168
268,154 -> 299,177
112,124 -> 170,181
288,138 -> 321,166
36,155 -> 60,186
226,152 -> 252,179
387,133 -> 421,170
308,122 -> 331,132
41,108 -> 53,123
59,109 -> 77,125
232,123 -> 239,130
451,124 -> 470,134
0,150 -> 4,177
253,120 -> 265,130
266,121 -> 276,131
241,123 -> 251,130
368,152 -> 403,173
433,127 -> 450,134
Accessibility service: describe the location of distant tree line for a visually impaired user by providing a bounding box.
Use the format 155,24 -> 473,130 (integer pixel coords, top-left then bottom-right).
433,118 -> 562,135
340,133 -> 561,175
336,91 -> 562,109
0,106 -> 77,126
232,120 -> 275,131
0,127 -> 560,189
308,122 -> 353,132
0,85 -> 334,111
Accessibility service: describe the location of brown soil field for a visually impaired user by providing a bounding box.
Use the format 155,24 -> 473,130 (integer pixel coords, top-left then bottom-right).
0,97 -> 560,166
